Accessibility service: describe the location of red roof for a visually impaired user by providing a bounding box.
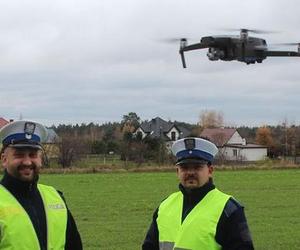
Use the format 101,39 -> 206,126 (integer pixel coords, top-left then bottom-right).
200,128 -> 236,147
0,117 -> 9,129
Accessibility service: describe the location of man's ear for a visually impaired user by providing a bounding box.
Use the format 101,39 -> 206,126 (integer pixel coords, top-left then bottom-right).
208,165 -> 214,175
176,166 -> 179,176
1,150 -> 8,168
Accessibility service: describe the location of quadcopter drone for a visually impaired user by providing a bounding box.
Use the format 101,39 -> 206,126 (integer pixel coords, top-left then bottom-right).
178,29 -> 300,67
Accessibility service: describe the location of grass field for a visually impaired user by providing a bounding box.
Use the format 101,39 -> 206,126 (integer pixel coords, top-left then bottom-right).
39,169 -> 300,250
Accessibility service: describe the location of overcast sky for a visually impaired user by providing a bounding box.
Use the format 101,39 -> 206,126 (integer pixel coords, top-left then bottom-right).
0,0 -> 299,127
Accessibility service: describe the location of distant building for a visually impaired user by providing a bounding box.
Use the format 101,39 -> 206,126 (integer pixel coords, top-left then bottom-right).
0,117 -> 9,129
200,128 -> 267,161
45,128 -> 59,143
43,128 -> 60,159
134,117 -> 191,149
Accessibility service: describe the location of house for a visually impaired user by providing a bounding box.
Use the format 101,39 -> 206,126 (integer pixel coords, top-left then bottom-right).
134,117 -> 191,149
200,128 -> 268,161
0,117 -> 9,129
43,128 -> 60,159
45,128 -> 59,143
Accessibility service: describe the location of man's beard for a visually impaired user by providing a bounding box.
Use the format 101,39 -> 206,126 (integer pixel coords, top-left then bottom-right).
14,164 -> 40,182
183,174 -> 199,188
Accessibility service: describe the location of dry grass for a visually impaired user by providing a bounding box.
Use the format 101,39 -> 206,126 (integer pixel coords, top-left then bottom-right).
38,159 -> 300,174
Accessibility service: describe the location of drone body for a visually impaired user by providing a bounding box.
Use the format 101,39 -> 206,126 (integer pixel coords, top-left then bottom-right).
179,29 -> 300,67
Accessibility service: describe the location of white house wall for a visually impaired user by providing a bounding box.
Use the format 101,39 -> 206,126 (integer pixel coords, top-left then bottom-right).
166,127 -> 180,141
221,147 -> 267,161
240,148 -> 267,161
135,127 -> 147,139
227,131 -> 244,144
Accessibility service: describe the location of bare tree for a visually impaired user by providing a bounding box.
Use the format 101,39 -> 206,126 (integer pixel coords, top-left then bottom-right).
57,135 -> 89,168
199,110 -> 224,128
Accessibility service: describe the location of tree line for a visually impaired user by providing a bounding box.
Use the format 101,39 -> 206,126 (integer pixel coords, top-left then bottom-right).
49,112 -> 300,167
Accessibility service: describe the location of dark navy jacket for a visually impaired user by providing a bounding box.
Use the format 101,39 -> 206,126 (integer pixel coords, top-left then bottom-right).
0,171 -> 82,250
142,180 -> 254,250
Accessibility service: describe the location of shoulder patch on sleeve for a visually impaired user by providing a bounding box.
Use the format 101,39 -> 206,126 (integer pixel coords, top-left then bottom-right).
224,197 -> 244,218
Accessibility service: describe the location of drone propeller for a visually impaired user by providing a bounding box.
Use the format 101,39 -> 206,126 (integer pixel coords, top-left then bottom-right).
242,28 -> 275,34
160,37 -> 189,67
274,42 -> 300,52
274,42 -> 300,46
222,28 -> 276,34
160,37 -> 190,44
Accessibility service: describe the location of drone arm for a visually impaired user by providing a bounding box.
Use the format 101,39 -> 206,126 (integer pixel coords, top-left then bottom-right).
181,42 -> 208,52
179,42 -> 209,68
264,51 -> 300,57
179,51 -> 186,68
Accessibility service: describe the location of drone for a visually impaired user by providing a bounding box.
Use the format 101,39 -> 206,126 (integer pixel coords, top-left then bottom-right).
177,29 -> 300,67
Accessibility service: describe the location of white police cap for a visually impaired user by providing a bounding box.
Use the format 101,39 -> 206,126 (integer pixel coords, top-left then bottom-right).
0,120 -> 48,149
171,137 -> 218,165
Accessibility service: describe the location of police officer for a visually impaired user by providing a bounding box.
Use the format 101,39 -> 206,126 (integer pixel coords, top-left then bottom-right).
142,137 -> 254,250
0,120 -> 82,250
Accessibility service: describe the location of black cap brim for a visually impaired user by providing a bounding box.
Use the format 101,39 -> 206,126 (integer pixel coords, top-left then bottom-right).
8,143 -> 42,150
176,158 -> 210,166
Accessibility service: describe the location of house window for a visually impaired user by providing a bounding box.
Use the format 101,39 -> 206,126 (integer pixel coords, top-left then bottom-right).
136,131 -> 143,140
233,149 -> 238,157
171,131 -> 176,141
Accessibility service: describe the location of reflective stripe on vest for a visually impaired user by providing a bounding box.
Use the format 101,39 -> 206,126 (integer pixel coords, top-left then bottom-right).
0,184 -> 67,250
157,188 -> 231,250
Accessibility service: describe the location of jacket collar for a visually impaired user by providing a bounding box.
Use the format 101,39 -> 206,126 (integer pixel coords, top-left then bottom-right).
0,170 -> 38,195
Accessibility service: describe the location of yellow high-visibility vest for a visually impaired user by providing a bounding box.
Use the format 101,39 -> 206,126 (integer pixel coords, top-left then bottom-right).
0,184 -> 68,250
157,188 -> 230,250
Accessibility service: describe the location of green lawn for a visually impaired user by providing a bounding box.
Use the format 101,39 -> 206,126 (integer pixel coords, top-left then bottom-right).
39,169 -> 300,250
